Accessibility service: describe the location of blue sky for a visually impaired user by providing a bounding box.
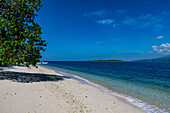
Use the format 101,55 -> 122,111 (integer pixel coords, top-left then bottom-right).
36,0 -> 170,61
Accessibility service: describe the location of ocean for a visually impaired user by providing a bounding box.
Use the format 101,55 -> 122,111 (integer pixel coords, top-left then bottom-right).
41,61 -> 170,113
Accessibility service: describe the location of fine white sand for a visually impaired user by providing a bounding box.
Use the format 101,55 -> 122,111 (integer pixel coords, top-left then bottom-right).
0,66 -> 145,113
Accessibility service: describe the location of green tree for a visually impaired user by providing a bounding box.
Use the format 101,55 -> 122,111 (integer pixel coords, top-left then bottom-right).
0,0 -> 47,67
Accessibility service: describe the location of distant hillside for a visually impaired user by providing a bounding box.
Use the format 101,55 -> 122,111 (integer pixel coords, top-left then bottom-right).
139,55 -> 170,61
87,59 -> 123,61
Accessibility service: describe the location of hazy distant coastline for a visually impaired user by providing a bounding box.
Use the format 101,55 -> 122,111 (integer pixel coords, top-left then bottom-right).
137,55 -> 170,61
87,60 -> 123,61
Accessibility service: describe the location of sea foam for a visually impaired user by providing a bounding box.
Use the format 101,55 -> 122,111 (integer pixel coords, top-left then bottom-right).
55,70 -> 169,113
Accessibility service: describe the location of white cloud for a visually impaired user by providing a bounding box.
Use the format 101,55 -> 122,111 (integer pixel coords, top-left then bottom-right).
156,36 -> 164,39
122,14 -> 169,31
146,51 -> 154,53
140,51 -> 154,54
84,9 -> 106,17
152,43 -> 170,55
84,9 -> 170,31
96,19 -> 114,25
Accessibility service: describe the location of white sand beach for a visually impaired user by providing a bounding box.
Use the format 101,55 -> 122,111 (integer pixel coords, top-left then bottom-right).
0,66 -> 145,113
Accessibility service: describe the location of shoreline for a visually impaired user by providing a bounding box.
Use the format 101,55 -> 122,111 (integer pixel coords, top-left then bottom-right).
0,65 -> 152,113
40,64 -> 169,113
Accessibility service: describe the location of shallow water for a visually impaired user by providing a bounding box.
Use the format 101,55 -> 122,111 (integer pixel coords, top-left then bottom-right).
42,61 -> 170,112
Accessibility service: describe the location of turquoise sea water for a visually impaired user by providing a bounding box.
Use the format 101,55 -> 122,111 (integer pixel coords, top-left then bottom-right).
41,61 -> 170,113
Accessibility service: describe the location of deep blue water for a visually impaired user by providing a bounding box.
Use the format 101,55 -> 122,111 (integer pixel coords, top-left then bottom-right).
43,61 -> 170,112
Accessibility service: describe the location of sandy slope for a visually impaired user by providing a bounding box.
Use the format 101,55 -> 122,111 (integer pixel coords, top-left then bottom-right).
0,66 -> 145,113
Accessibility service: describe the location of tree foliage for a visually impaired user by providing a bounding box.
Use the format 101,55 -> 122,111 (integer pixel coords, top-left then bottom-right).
0,0 -> 47,67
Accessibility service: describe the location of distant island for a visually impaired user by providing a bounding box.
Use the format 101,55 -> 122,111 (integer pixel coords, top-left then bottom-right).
87,60 -> 123,61
138,55 -> 170,61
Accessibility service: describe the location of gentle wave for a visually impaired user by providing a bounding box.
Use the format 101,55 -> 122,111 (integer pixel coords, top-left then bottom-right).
40,65 -> 169,113
72,75 -> 169,113
54,70 -> 169,113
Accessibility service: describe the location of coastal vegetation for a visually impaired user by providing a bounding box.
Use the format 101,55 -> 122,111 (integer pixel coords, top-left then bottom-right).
0,0 -> 47,67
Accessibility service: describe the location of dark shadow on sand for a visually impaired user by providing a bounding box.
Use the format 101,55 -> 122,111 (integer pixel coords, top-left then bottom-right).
0,71 -> 71,83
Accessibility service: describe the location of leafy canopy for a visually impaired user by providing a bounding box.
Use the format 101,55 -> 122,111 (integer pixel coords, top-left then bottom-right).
0,0 -> 47,67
